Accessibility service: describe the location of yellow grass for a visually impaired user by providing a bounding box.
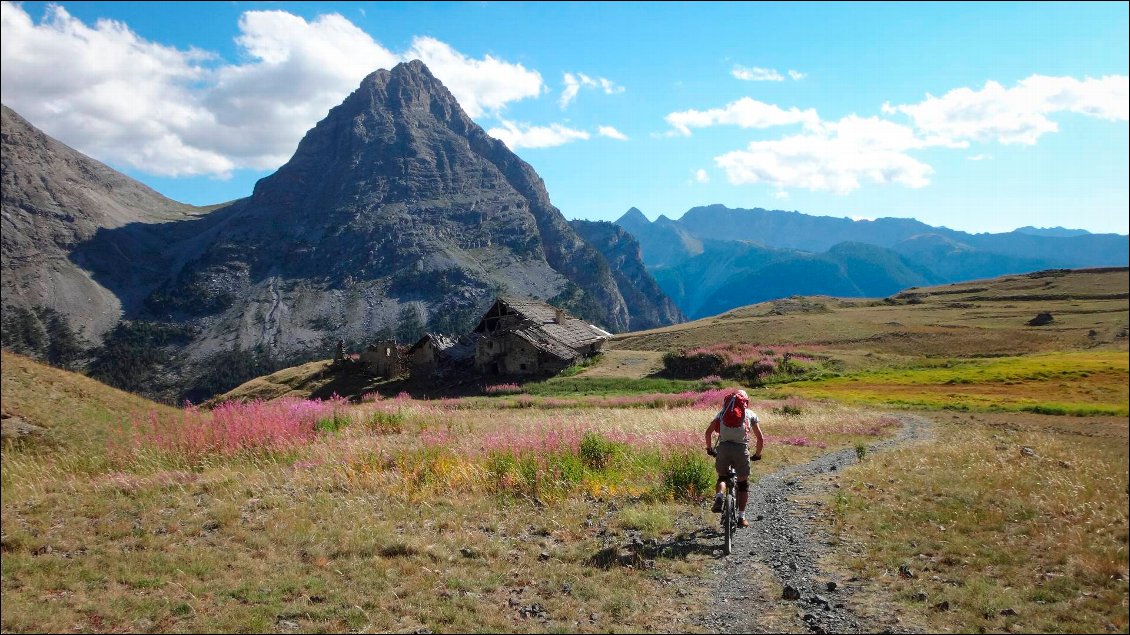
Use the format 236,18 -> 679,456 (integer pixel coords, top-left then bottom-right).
826,412 -> 1129,633
613,268 -> 1129,363
784,351 -> 1130,416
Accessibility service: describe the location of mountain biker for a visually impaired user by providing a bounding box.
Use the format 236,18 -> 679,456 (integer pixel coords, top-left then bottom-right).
705,389 -> 763,527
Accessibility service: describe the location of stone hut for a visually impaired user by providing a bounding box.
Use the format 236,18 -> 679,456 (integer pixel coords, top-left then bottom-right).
471,296 -> 612,376
407,333 -> 456,376
360,339 -> 405,378
407,333 -> 480,378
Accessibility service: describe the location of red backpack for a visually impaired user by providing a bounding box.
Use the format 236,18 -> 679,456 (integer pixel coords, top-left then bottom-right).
721,391 -> 749,428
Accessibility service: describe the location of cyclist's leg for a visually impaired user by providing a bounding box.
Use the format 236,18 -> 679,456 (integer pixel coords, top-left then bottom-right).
734,447 -> 752,512
712,452 -> 727,512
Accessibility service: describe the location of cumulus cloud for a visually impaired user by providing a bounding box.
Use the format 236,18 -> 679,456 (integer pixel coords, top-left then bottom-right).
487,120 -> 590,149
597,125 -> 628,141
694,169 -> 710,183
788,70 -> 806,81
0,2 -> 544,177
560,72 -> 623,109
714,116 -> 934,194
731,65 -> 784,82
407,36 -> 542,118
681,73 -> 1126,197
665,97 -> 819,136
884,74 -> 1129,145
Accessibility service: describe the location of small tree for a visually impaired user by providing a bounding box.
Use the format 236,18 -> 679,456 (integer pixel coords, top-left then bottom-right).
395,303 -> 426,344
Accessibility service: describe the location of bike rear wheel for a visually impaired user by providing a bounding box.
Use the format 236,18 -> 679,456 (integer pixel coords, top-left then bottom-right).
722,488 -> 733,555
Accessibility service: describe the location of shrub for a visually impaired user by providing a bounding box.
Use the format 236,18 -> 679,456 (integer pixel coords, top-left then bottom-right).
548,452 -> 586,487
579,431 -> 622,470
662,350 -> 727,379
315,408 -> 353,433
365,409 -> 405,434
773,398 -> 805,416
700,375 -> 724,387
661,450 -> 715,500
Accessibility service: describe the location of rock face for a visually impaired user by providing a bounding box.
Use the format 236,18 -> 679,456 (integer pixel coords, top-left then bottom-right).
137,61 -> 644,355
2,62 -> 680,398
0,105 -> 202,339
569,219 -> 683,330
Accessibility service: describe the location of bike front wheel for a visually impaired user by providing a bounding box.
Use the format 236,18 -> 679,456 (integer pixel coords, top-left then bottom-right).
722,495 -> 733,555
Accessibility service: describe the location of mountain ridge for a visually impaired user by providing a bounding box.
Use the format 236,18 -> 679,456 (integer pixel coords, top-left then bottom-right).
617,204 -> 1128,318
1,61 -> 680,401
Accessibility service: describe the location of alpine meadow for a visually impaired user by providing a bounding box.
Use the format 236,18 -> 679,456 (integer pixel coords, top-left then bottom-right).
1,2 -> 1127,634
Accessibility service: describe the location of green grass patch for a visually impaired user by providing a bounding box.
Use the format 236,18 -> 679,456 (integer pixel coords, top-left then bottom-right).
520,376 -> 707,397
617,504 -> 676,538
785,351 -> 1128,416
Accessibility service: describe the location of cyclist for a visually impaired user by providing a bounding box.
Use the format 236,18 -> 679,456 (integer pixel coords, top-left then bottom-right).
705,389 -> 764,527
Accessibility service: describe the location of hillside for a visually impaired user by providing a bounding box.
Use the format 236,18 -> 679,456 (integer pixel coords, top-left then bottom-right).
0,350 -> 174,448
612,267 -> 1129,362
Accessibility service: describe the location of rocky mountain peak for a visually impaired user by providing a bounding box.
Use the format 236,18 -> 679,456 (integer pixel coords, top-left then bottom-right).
618,207 -> 651,226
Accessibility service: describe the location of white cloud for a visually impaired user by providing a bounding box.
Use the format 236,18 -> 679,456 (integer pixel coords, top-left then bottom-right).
487,120 -> 590,149
694,169 -> 710,183
774,190 -> 790,200
597,125 -> 628,141
886,74 -> 1129,146
0,2 -> 544,177
665,97 -> 819,135
560,71 -> 623,109
788,70 -> 806,81
731,65 -> 784,82
407,36 -> 542,118
690,73 -> 1127,197
714,115 -> 934,194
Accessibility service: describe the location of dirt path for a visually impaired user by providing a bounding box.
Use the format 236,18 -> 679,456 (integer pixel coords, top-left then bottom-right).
695,414 -> 936,634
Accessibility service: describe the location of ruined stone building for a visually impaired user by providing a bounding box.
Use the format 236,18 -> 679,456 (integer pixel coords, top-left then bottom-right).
406,333 -> 475,377
351,297 -> 610,380
471,296 -> 612,376
360,339 -> 405,378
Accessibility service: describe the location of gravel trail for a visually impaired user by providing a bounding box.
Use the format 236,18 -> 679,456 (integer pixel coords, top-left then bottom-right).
696,414 -> 936,634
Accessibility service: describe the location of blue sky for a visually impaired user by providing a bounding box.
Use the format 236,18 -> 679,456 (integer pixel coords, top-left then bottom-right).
2,1 -> 1127,234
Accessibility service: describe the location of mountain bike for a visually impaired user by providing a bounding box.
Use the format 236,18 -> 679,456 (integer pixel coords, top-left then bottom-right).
719,465 -> 740,555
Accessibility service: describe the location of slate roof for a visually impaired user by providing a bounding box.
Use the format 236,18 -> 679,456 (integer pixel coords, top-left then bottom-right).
477,296 -> 612,349
507,325 -> 581,361
408,333 -> 457,353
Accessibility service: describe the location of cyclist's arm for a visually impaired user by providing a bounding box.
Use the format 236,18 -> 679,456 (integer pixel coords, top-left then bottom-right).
704,418 -> 720,452
751,417 -> 764,458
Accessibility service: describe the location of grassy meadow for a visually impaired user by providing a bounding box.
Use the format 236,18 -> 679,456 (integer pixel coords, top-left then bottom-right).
827,412 -> 1129,633
2,351 -> 893,633
785,351 -> 1129,416
3,267 -> 1128,633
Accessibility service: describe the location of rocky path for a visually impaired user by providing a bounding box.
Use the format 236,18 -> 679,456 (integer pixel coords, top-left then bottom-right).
696,414 -> 935,634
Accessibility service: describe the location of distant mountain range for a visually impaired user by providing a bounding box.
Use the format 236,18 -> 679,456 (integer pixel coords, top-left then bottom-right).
1,61 -> 680,401
617,205 -> 1128,318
